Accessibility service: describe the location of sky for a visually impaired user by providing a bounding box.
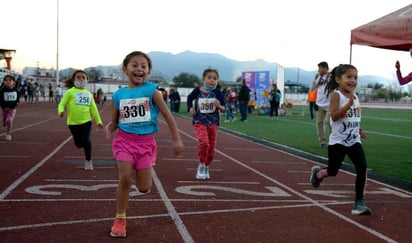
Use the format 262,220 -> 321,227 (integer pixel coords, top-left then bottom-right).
1,0 -> 412,82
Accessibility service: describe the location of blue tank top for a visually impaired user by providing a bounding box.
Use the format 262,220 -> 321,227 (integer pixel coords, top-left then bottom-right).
112,82 -> 160,135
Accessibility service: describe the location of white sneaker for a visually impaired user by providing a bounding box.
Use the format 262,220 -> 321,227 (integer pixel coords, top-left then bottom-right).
84,160 -> 94,170
5,134 -> 12,141
205,166 -> 210,179
196,164 -> 206,180
232,117 -> 237,123
224,120 -> 229,123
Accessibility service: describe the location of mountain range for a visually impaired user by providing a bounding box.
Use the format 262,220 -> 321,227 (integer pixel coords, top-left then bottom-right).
71,50 -> 389,88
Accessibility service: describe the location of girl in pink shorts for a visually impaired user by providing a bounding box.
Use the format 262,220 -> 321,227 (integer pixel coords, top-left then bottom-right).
0,75 -> 19,141
112,130 -> 157,170
105,51 -> 183,238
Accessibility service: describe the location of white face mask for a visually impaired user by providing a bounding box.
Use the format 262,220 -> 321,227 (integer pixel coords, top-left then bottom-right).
74,80 -> 87,88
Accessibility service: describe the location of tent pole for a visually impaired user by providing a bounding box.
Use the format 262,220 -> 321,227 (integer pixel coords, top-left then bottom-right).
349,44 -> 352,64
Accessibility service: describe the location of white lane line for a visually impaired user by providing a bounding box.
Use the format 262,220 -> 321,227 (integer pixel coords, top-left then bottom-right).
0,117 -> 58,136
251,160 -> 306,164
177,128 -> 398,243
0,136 -> 72,200
0,201 -> 350,232
0,155 -> 31,158
178,181 -> 260,184
152,169 -> 194,243
224,148 -> 267,151
162,158 -> 222,162
2,198 -> 332,203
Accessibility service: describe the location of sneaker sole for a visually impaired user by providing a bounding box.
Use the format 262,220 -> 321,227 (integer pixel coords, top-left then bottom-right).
351,208 -> 372,215
196,175 -> 206,180
110,232 -> 126,238
310,166 -> 320,187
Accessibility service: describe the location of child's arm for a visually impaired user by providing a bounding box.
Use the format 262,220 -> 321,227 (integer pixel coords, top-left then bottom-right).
89,93 -> 103,128
153,90 -> 184,156
57,90 -> 69,117
329,92 -> 354,121
104,101 -> 119,140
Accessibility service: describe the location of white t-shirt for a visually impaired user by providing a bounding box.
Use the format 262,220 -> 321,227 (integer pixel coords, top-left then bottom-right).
315,74 -> 330,107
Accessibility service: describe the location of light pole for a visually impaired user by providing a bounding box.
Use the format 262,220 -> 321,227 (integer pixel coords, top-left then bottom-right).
56,0 -> 59,86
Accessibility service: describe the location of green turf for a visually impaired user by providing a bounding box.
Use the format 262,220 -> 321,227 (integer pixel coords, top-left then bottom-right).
176,103 -> 412,182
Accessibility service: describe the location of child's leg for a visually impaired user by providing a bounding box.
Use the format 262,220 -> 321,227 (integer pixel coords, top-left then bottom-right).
135,168 -> 153,193
81,122 -> 92,161
68,122 -> 92,160
4,108 -> 16,135
194,123 -> 209,164
347,143 -> 367,200
205,125 -> 218,166
115,162 -> 134,215
316,144 -> 346,181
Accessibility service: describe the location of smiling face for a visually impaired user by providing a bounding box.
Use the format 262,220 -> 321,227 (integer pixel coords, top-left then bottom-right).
336,68 -> 358,95
122,55 -> 151,88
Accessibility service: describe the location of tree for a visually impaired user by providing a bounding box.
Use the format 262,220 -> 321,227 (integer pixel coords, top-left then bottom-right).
172,72 -> 200,87
87,68 -> 103,82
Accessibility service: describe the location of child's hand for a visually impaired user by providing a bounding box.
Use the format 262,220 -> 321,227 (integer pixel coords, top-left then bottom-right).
189,108 -> 196,117
173,140 -> 184,157
348,95 -> 355,107
360,128 -> 366,139
104,122 -> 114,140
395,61 -> 400,69
213,99 -> 221,107
59,112 -> 64,117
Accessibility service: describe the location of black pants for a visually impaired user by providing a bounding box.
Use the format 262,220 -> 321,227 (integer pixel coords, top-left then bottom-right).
309,102 -> 316,119
269,101 -> 280,117
327,143 -> 367,201
68,121 -> 92,161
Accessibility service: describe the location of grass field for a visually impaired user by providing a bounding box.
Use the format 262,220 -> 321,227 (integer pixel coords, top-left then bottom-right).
176,103 -> 412,182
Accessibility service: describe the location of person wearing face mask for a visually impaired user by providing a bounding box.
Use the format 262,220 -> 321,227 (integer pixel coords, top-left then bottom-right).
58,70 -> 103,170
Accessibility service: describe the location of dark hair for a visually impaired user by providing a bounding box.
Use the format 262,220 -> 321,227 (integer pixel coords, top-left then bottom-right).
63,70 -> 88,88
202,68 -> 219,79
318,61 -> 329,70
122,51 -> 152,71
325,64 -> 357,97
3,75 -> 15,82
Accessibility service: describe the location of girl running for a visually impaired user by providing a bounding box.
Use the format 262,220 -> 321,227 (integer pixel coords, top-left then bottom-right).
310,64 -> 371,215
187,68 -> 225,180
105,51 -> 183,238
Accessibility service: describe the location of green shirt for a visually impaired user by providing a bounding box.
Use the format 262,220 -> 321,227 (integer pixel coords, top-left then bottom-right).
58,87 -> 102,125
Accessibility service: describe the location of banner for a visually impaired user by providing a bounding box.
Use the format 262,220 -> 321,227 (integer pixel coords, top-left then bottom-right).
241,71 -> 270,114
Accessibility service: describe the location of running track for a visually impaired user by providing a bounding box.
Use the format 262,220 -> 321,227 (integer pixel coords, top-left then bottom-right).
0,101 -> 411,242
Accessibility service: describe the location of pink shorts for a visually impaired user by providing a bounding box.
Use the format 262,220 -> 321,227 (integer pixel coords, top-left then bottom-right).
112,129 -> 157,170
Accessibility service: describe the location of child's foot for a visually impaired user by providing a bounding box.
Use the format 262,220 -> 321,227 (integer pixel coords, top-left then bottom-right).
310,166 -> 321,187
196,164 -> 206,180
5,134 -> 12,141
110,218 -> 127,238
351,199 -> 372,215
232,117 -> 237,123
205,166 -> 210,179
84,160 -> 94,170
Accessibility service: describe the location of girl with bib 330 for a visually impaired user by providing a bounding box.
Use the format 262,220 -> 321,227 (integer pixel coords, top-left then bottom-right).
105,51 -> 183,238
187,68 -> 225,180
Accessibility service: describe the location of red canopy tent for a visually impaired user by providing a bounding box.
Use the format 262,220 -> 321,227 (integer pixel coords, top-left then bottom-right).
350,4 -> 412,62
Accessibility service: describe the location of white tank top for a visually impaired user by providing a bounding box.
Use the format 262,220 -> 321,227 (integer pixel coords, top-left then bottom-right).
315,74 -> 330,107
329,90 -> 361,147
